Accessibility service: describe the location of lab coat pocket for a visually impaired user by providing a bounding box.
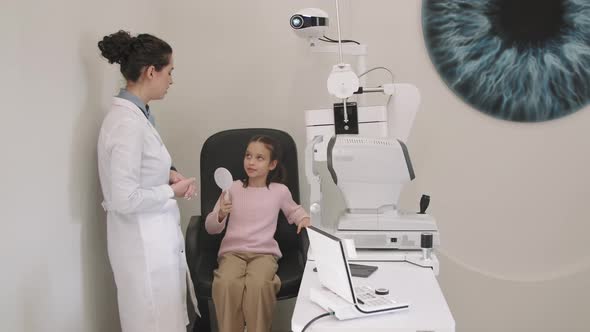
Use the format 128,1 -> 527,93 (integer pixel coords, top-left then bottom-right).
139,199 -> 182,272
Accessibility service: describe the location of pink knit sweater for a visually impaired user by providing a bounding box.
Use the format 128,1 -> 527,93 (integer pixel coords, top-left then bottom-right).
205,180 -> 309,258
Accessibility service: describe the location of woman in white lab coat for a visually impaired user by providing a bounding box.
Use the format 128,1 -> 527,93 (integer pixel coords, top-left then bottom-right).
97,30 -> 199,332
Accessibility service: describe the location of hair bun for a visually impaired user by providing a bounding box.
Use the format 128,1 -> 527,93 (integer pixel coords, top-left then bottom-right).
98,30 -> 134,64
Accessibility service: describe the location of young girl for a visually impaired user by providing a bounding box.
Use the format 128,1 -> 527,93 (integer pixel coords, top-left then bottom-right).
205,135 -> 311,332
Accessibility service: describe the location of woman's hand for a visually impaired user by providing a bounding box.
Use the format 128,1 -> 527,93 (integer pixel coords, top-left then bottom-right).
169,169 -> 184,184
217,191 -> 232,222
171,177 -> 196,198
297,217 -> 311,234
170,170 -> 197,199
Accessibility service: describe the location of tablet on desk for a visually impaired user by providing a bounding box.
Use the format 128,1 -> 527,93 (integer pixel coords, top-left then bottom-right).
349,263 -> 378,278
314,263 -> 378,278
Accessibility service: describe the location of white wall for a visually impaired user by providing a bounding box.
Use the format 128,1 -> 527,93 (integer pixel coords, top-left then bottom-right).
155,1 -> 590,331
1,1 -> 165,331
2,1 -> 589,331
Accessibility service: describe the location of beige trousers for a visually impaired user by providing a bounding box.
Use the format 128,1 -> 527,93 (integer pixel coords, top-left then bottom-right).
212,252 -> 281,332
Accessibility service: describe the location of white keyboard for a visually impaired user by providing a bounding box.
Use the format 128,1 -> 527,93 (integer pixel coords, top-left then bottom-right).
354,285 -> 398,307
310,286 -> 409,320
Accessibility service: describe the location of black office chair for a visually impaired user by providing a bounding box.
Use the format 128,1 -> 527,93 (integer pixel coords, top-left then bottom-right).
186,128 -> 309,332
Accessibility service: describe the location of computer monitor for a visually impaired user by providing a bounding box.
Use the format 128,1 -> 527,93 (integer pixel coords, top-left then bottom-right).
308,226 -> 356,304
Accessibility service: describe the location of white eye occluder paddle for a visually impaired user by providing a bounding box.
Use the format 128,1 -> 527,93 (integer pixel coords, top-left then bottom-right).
214,167 -> 233,203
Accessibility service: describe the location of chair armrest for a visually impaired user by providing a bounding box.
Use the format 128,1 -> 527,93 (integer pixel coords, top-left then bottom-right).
186,215 -> 203,275
297,228 -> 310,264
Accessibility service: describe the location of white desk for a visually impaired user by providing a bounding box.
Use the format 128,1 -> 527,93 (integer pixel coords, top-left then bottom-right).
291,257 -> 455,332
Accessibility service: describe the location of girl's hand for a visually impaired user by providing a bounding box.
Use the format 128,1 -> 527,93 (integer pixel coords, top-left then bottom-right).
217,191 -> 232,222
297,217 -> 311,234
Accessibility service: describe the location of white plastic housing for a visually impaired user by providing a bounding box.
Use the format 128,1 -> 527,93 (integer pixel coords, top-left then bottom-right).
328,136 -> 413,210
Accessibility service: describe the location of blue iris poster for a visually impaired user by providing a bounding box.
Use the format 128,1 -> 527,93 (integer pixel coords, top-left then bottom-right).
422,0 -> 590,122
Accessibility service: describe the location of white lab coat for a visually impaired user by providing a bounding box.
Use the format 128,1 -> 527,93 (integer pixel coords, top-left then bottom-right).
97,97 -> 198,332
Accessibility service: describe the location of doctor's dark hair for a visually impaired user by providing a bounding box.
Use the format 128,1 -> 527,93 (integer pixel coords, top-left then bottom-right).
98,30 -> 172,82
242,135 -> 287,188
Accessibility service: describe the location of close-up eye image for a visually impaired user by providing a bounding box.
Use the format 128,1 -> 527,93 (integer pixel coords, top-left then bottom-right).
422,0 -> 590,122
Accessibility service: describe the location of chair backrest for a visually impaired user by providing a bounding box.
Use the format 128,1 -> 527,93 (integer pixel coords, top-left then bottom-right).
198,128 -> 301,255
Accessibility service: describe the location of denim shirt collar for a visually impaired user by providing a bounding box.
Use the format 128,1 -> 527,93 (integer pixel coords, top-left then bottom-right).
116,88 -> 151,121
